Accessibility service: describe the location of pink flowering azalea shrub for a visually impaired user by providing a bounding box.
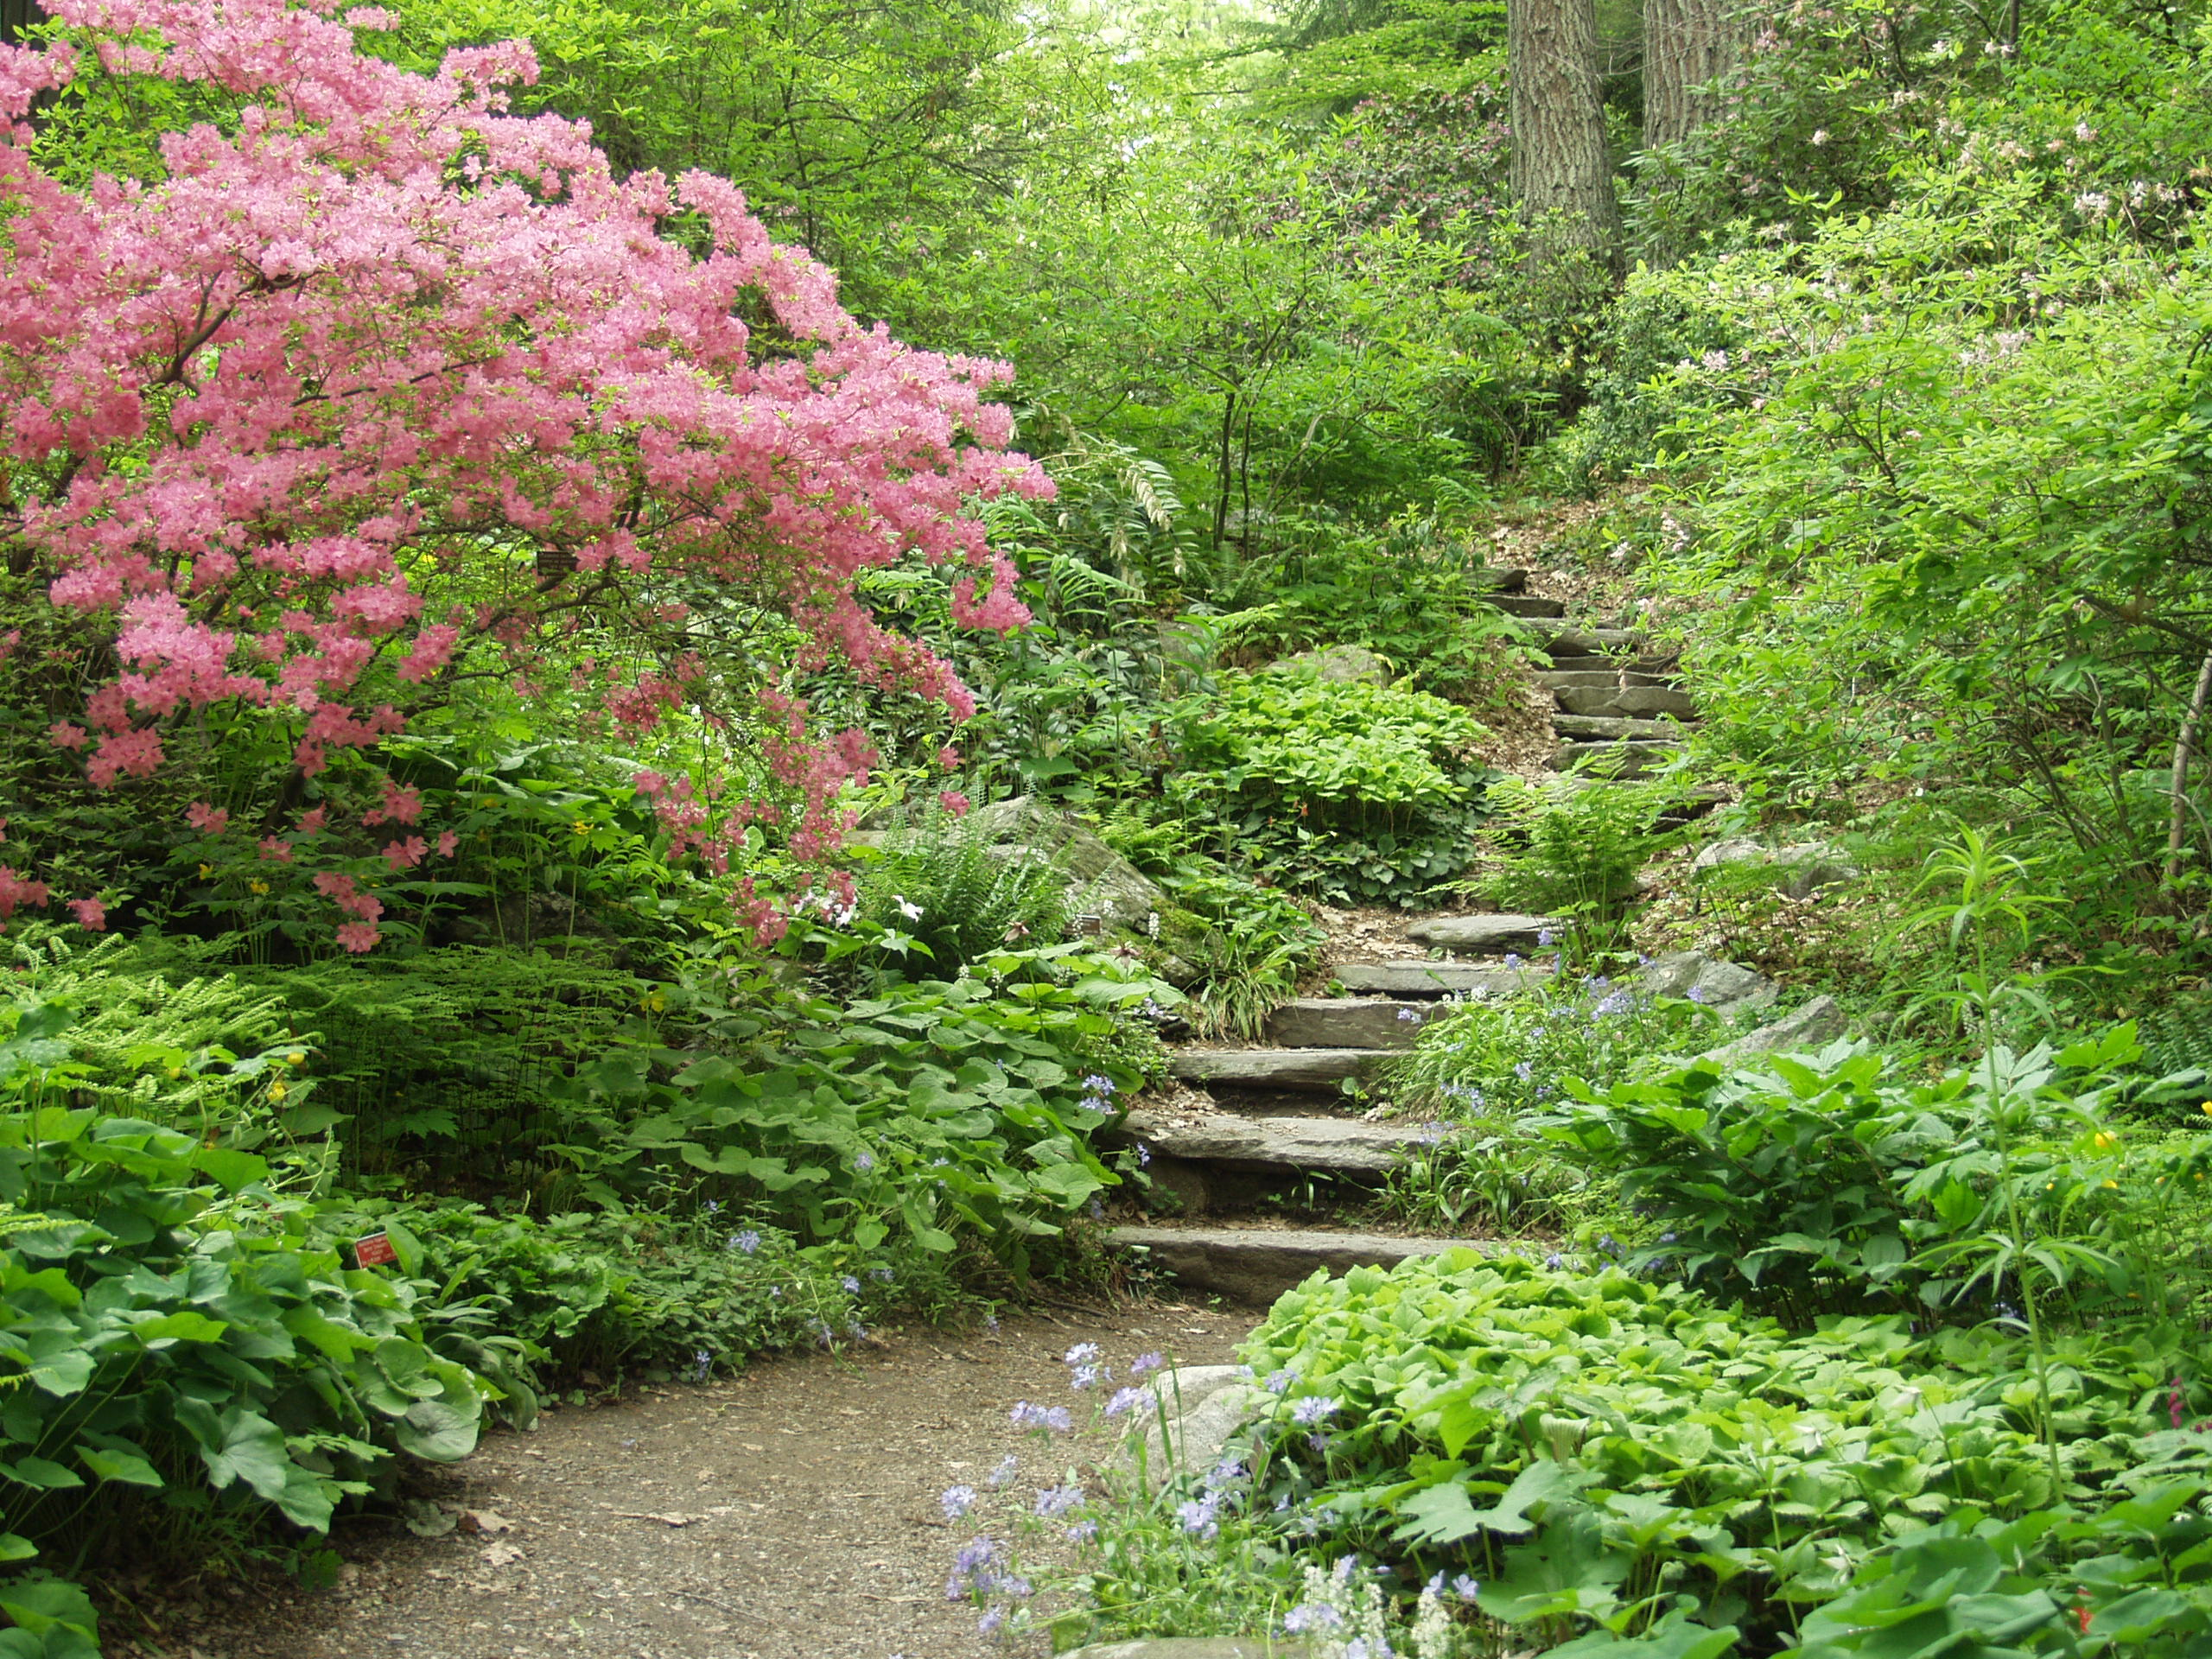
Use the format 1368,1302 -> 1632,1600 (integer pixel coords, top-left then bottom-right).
0,0 -> 1046,947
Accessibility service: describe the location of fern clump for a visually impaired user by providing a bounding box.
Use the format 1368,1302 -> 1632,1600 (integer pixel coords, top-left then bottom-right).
852,800 -> 1071,979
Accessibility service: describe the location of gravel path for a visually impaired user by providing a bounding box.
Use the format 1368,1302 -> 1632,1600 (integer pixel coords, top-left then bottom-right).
166,1306 -> 1246,1659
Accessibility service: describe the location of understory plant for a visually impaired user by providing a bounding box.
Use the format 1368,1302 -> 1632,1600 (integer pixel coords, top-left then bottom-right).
0,1000 -> 512,1656
848,799 -> 1071,981
1382,967 -> 1721,1232
1165,667 -> 1493,905
543,938 -> 1178,1266
1471,778 -> 1686,952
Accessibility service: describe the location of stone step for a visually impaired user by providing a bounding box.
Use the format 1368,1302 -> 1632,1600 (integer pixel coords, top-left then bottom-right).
1551,739 -> 1681,778
1482,592 -> 1567,620
1535,667 -> 1679,691
1551,713 -> 1688,742
1262,997 -> 1429,1049
1108,1224 -> 1491,1303
1403,912 -> 1563,955
1471,567 -> 1529,594
1334,961 -> 1541,998
1168,1047 -> 1382,1091
1526,620 -> 1641,658
1554,684 -> 1699,719
1122,1107 -> 1425,1177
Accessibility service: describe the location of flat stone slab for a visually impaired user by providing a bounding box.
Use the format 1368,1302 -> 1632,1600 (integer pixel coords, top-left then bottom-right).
1551,713 -> 1686,741
1335,961 -> 1541,998
1552,739 -> 1679,777
1404,912 -> 1563,954
1263,997 -> 1429,1048
1168,1047 -> 1382,1090
1108,1224 -> 1489,1302
1122,1107 -> 1426,1176
1527,621 -> 1641,658
1484,592 -> 1567,618
1554,685 -> 1699,719
1535,664 -> 1678,690
1471,567 -> 1529,594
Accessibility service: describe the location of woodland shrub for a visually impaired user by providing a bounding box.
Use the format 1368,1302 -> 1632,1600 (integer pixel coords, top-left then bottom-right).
1218,1254 -> 2208,1654
1541,1029 -> 2212,1330
1166,669 -> 1493,905
542,938 -> 1174,1265
0,1000 -> 513,1649
0,0 -> 1050,948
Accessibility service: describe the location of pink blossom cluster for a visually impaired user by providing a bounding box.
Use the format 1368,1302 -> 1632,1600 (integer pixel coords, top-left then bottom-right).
0,0 -> 1046,943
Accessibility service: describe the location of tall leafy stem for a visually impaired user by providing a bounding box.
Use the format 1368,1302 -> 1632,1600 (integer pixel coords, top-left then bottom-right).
1900,824 -> 2071,1492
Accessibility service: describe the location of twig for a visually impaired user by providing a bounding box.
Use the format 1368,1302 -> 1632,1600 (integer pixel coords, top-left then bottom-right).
2167,648 -> 2212,888
672,1588 -> 803,1632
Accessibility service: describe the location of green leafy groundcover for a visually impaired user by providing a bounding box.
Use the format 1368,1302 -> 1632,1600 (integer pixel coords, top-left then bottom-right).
0,1099 -> 510,1658
1231,1253 -> 2205,1652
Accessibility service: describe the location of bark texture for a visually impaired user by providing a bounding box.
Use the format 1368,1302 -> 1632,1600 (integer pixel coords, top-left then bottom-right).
1644,0 -> 1744,151
1509,0 -> 1622,260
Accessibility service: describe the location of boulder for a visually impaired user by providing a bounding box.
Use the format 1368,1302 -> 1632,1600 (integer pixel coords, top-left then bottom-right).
959,796 -> 1166,932
1638,950 -> 1777,1012
1552,739 -> 1679,778
1551,714 -> 1686,742
1691,836 -> 1862,900
1274,645 -> 1389,685
1127,1365 -> 1272,1486
1554,685 -> 1699,719
1703,995 -> 1851,1063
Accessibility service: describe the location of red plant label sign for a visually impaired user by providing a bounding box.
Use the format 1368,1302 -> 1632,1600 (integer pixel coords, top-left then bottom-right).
353,1233 -> 398,1268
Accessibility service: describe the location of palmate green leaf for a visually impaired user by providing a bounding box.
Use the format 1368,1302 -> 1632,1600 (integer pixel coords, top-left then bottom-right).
0,1459 -> 80,1492
0,1575 -> 98,1639
76,1442 -> 162,1487
1477,1512 -> 1630,1624
0,1538 -> 31,1564
187,1407 -> 294,1503
1546,1612 -> 1738,1659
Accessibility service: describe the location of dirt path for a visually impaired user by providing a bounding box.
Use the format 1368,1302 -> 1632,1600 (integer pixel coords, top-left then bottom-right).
162,1307 -> 1245,1659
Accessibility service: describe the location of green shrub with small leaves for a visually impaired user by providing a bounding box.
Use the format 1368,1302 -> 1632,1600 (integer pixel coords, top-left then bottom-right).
1166,669 -> 1493,905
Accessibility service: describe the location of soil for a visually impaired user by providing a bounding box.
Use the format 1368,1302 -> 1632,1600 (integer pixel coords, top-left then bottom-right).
142,1309 -> 1247,1659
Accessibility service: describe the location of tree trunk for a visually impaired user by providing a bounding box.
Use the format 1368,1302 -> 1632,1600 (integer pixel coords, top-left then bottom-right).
1644,0 -> 1742,151
1510,0 -> 1621,263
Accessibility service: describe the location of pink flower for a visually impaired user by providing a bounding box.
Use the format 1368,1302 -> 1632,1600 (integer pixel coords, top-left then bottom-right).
0,867 -> 50,920
0,0 -> 1046,902
186,802 -> 230,836
296,807 -> 328,836
436,831 -> 459,857
67,897 -> 107,931
381,836 -> 428,870
364,779 -> 422,827
257,836 -> 295,863
937,747 -> 961,770
335,922 -> 381,953
939,790 -> 970,817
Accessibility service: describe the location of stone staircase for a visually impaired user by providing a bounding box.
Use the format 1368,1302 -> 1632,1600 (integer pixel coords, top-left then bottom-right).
1105,572 -> 1704,1304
